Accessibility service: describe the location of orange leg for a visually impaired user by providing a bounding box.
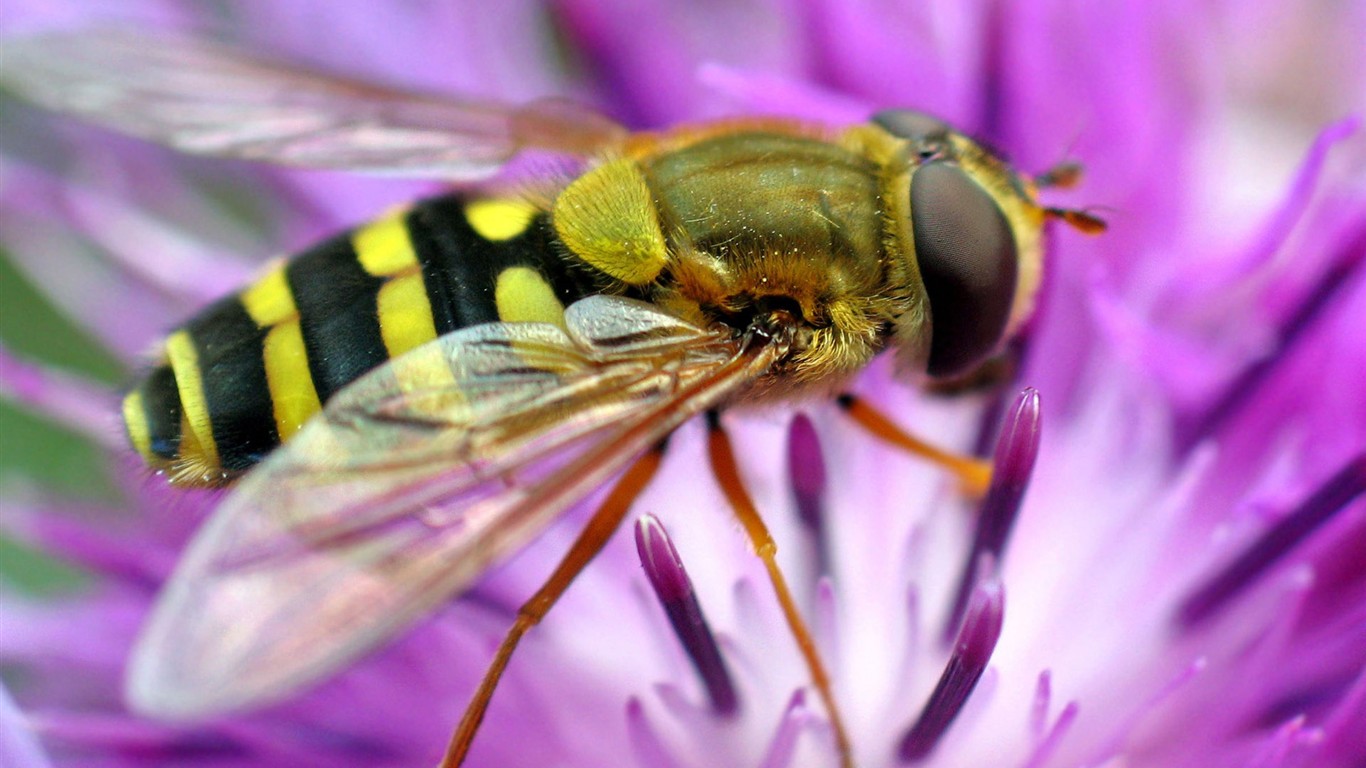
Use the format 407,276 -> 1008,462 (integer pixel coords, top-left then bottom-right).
439,444 -> 666,768
837,393 -> 992,498
706,412 -> 855,768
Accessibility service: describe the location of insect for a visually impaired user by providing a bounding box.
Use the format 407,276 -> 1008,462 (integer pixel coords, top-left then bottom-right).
3,28 -> 1103,767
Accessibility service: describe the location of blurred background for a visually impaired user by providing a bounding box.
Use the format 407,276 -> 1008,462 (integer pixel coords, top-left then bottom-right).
1,0 -> 1362,603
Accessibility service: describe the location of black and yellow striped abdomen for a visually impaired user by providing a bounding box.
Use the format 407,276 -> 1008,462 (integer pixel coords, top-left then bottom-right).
122,194 -> 601,485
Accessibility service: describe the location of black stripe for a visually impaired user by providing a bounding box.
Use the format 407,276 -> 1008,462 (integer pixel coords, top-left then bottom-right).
286,234 -> 388,403
404,198 -> 459,334
408,196 -> 500,333
408,195 -> 603,335
139,364 -> 182,460
522,213 -> 604,308
186,299 -> 279,472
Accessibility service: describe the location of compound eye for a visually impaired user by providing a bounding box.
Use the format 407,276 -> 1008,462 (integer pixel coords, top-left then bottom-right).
873,109 -> 949,141
910,161 -> 1018,377
872,109 -> 951,161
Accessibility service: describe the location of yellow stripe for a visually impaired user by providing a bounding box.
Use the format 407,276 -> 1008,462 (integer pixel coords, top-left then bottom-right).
466,198 -> 538,241
261,319 -> 323,441
354,211 -> 419,277
240,261 -> 323,442
121,390 -> 155,463
389,342 -> 467,420
375,269 -> 440,358
241,263 -> 295,326
495,266 -> 566,328
165,330 -> 219,471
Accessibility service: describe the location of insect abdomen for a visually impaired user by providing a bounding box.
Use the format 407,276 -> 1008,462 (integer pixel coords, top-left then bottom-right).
122,194 -> 598,485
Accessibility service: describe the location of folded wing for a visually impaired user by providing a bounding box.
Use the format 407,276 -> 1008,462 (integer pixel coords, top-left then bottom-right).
125,296 -> 772,717
1,28 -> 626,178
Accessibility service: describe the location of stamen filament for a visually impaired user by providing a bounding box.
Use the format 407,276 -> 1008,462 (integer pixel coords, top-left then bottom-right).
899,579 -> 1006,762
0,346 -> 123,451
1180,223 -> 1365,450
945,389 -> 1042,638
787,413 -> 829,574
706,412 -> 854,768
634,514 -> 739,715
1177,452 -> 1366,628
440,445 -> 666,768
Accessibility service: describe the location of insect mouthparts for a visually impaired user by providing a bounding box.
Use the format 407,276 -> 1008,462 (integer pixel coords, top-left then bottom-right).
753,294 -> 805,321
742,308 -> 808,357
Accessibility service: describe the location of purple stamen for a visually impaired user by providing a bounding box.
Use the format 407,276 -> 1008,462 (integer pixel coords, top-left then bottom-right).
1255,676 -> 1354,729
1022,701 -> 1079,768
1320,666 -> 1366,759
634,514 -> 739,716
1177,453 -> 1366,628
975,0 -> 1009,147
787,413 -> 829,574
624,698 -> 685,768
971,339 -> 1030,458
899,579 -> 1006,762
1179,221 -> 1366,451
1213,117 -> 1360,285
945,388 -> 1041,639
1,501 -> 173,587
30,713 -> 244,759
1251,716 -> 1317,765
758,690 -> 811,768
32,712 -> 383,763
1029,670 -> 1053,737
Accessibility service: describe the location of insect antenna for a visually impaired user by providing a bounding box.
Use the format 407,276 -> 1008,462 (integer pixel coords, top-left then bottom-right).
1033,160 -> 1085,189
705,410 -> 855,768
1044,206 -> 1109,234
1033,159 -> 1109,233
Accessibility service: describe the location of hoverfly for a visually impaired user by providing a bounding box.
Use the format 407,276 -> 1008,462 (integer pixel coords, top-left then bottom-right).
2,28 -> 1103,767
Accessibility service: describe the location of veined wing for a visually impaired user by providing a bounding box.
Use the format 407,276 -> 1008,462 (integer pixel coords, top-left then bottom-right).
126,296 -> 778,717
1,28 -> 626,178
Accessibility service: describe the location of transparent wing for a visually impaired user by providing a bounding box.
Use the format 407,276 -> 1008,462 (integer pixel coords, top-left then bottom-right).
126,296 -> 776,717
1,28 -> 626,178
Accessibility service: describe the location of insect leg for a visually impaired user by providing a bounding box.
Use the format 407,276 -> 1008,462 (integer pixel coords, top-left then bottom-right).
439,441 -> 667,768
705,411 -> 855,768
836,393 -> 993,497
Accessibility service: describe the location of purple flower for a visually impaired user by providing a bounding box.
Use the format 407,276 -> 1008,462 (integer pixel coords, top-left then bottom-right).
3,2 -> 1364,767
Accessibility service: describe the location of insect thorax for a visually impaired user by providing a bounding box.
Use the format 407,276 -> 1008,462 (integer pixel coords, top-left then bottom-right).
551,125 -> 924,398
